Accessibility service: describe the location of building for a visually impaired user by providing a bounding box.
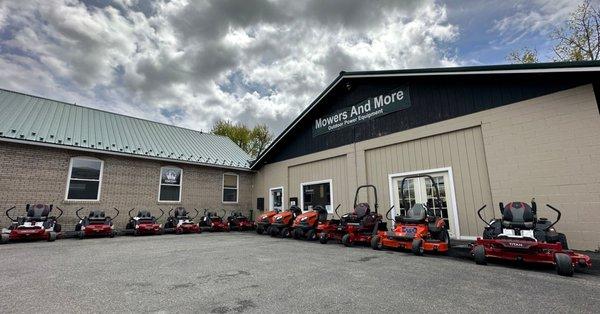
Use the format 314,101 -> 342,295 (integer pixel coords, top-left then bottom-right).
1,61 -> 599,250
0,89 -> 253,230
251,61 -> 600,251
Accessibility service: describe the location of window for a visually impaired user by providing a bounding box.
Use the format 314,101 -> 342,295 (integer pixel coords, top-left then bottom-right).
301,179 -> 333,213
269,187 -> 284,211
159,167 -> 182,202
222,173 -> 239,203
66,157 -> 103,201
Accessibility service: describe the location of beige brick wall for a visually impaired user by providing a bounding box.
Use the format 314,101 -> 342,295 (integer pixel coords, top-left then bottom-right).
0,142 -> 253,231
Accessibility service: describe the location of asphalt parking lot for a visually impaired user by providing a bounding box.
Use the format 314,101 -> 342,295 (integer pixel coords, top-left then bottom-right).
0,233 -> 599,313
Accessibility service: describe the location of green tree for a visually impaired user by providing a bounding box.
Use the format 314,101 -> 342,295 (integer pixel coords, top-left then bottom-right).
211,120 -> 273,158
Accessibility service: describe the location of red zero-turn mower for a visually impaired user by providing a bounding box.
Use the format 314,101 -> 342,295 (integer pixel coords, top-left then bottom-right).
1,204 -> 63,244
269,205 -> 302,237
75,208 -> 119,239
227,210 -> 255,231
291,205 -> 339,241
372,174 -> 449,255
199,209 -> 230,232
125,208 -> 164,236
472,200 -> 591,276
255,209 -> 279,235
164,207 -> 200,234
319,185 -> 388,247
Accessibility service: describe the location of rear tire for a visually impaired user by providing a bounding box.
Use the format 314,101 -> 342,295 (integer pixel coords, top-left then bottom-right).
411,238 -> 423,256
78,231 -> 85,239
319,234 -> 328,244
1,234 -> 9,244
473,245 -> 487,265
371,235 -> 382,250
110,231 -> 116,238
53,223 -> 62,233
555,253 -> 574,277
280,228 -> 291,238
48,231 -> 57,242
256,226 -> 264,235
292,228 -> 302,239
270,227 -> 279,237
342,234 -> 352,247
306,229 -> 317,241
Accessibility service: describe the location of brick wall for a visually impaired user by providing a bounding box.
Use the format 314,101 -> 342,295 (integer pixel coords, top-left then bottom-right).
0,142 -> 254,231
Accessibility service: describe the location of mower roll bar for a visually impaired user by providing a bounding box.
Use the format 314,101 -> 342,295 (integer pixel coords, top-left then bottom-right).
399,174 -> 441,213
354,185 -> 379,213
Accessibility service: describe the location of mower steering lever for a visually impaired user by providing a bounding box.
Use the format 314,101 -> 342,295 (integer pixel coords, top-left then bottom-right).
545,204 -> 562,230
191,208 -> 199,220
5,206 -> 16,222
75,207 -> 85,220
157,208 -> 165,220
113,208 -> 120,219
476,205 -> 491,227
128,208 -> 136,218
385,205 -> 395,220
55,206 -> 64,220
333,204 -> 341,218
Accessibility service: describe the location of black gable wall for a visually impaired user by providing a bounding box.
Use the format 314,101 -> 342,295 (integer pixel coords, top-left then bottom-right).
265,72 -> 597,164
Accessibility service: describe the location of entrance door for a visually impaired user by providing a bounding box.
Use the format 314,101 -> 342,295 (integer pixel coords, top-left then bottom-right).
269,187 -> 283,211
391,169 -> 458,238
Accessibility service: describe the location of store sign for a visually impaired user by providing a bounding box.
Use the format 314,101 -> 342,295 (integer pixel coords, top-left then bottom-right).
161,168 -> 181,185
313,86 -> 411,136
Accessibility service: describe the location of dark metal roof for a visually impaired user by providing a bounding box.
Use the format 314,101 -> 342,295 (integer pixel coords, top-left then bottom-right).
0,88 -> 252,170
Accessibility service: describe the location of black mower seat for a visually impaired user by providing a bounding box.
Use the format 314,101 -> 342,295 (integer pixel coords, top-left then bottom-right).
502,202 -> 534,229
27,204 -> 51,219
137,210 -> 154,222
173,207 -> 189,219
354,203 -> 370,218
315,206 -> 328,222
398,203 -> 427,224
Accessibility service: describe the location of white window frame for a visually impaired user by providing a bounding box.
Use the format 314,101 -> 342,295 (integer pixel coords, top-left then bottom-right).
65,156 -> 104,202
158,166 -> 183,203
269,186 -> 285,211
222,173 -> 239,204
387,167 -> 465,240
300,179 -> 333,213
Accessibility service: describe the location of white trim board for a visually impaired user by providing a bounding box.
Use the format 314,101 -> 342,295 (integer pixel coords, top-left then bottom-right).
222,173 -> 240,204
158,166 -> 183,203
65,156 -> 104,202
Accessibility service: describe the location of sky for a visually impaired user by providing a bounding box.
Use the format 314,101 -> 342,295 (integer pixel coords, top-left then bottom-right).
0,0 -> 592,134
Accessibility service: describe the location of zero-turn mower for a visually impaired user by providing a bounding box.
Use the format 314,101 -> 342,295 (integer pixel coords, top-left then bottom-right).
164,207 -> 200,234
226,210 -> 255,231
75,208 -> 119,239
1,204 -> 62,243
199,209 -> 230,232
125,208 -> 164,236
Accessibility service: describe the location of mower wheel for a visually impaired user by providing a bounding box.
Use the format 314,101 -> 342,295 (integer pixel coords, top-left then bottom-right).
54,223 -> 62,233
342,234 -> 353,247
270,227 -> 279,237
473,245 -> 487,265
306,229 -> 317,241
555,253 -> 574,277
78,231 -> 85,239
256,226 -> 264,235
110,231 -> 116,238
48,231 -> 57,242
280,228 -> 291,238
411,238 -> 423,256
319,234 -> 328,244
371,235 -> 382,250
175,228 -> 182,235
1,234 -> 9,244
292,228 -> 302,239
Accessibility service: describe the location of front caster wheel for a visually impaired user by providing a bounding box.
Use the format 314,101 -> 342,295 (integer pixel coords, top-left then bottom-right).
555,253 -> 574,277
342,234 -> 353,247
319,234 -> 328,244
411,238 -> 423,256
371,235 -> 382,250
473,245 -> 487,265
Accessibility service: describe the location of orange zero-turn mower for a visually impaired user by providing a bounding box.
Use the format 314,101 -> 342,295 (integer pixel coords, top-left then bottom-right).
291,204 -> 340,241
255,209 -> 279,235
371,174 -> 450,255
269,205 -> 302,238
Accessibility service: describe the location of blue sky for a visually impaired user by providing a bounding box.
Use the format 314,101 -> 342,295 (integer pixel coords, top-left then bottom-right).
0,0 -> 590,133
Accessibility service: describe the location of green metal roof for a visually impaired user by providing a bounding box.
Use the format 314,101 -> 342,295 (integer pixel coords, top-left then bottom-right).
0,88 -> 252,170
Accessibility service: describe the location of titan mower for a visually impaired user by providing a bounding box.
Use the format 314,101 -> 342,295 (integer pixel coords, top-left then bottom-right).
255,209 -> 279,235
319,185 -> 387,247
199,209 -> 229,232
472,199 -> 591,276
74,208 -> 119,239
371,174 -> 449,255
291,205 -> 339,241
125,208 -> 164,236
226,210 -> 255,231
269,205 -> 302,237
164,207 -> 200,234
1,204 -> 63,243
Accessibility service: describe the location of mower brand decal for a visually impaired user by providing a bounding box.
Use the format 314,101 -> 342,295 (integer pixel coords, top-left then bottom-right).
313,86 -> 411,136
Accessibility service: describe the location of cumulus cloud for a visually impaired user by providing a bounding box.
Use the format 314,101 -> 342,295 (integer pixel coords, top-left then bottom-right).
0,0 -> 459,133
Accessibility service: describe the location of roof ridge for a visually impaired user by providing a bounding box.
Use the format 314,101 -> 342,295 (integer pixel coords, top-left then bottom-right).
0,87 -> 231,141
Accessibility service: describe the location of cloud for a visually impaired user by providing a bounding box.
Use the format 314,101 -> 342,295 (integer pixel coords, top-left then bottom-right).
0,0 -> 459,133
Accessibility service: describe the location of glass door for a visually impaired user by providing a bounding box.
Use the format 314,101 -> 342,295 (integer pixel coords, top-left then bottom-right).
269,187 -> 283,211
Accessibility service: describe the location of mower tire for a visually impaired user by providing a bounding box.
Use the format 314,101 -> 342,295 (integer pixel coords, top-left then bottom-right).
555,253 -> 574,277
78,231 -> 85,239
473,245 -> 487,265
342,234 -> 353,247
0,234 -> 9,244
110,231 -> 116,238
319,234 -> 328,244
292,228 -> 302,239
256,226 -> 264,235
270,227 -> 279,237
54,223 -> 62,232
280,228 -> 291,238
48,231 -> 57,242
371,235 -> 382,250
411,238 -> 424,256
306,229 -> 317,241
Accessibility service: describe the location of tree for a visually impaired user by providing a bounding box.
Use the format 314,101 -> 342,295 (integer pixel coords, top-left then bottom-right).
211,120 -> 273,158
507,0 -> 600,63
506,47 -> 539,64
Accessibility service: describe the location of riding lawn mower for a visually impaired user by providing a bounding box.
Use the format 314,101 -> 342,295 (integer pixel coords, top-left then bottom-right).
1,204 -> 63,244
291,205 -> 339,241
75,208 -> 119,239
227,210 -> 255,231
199,209 -> 229,232
164,207 -> 200,234
269,205 -> 302,237
255,208 -> 279,235
125,208 -> 164,236
472,199 -> 591,276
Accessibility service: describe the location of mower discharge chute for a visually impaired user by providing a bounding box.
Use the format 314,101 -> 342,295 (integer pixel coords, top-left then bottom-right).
75,207 -> 119,239
1,204 -> 63,244
472,199 -> 591,276
269,205 -> 302,237
125,208 -> 164,236
372,174 -> 449,255
199,209 -> 229,232
255,209 -> 279,235
226,210 -> 255,231
291,205 -> 339,241
164,207 -> 200,234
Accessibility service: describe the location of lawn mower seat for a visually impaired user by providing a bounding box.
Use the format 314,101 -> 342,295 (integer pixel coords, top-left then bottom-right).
26,204 -> 51,221
290,205 -> 302,218
137,210 -> 154,222
88,210 -> 107,222
354,203 -> 370,218
398,203 -> 427,224
316,206 -> 328,222
174,207 -> 189,219
501,202 -> 534,229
